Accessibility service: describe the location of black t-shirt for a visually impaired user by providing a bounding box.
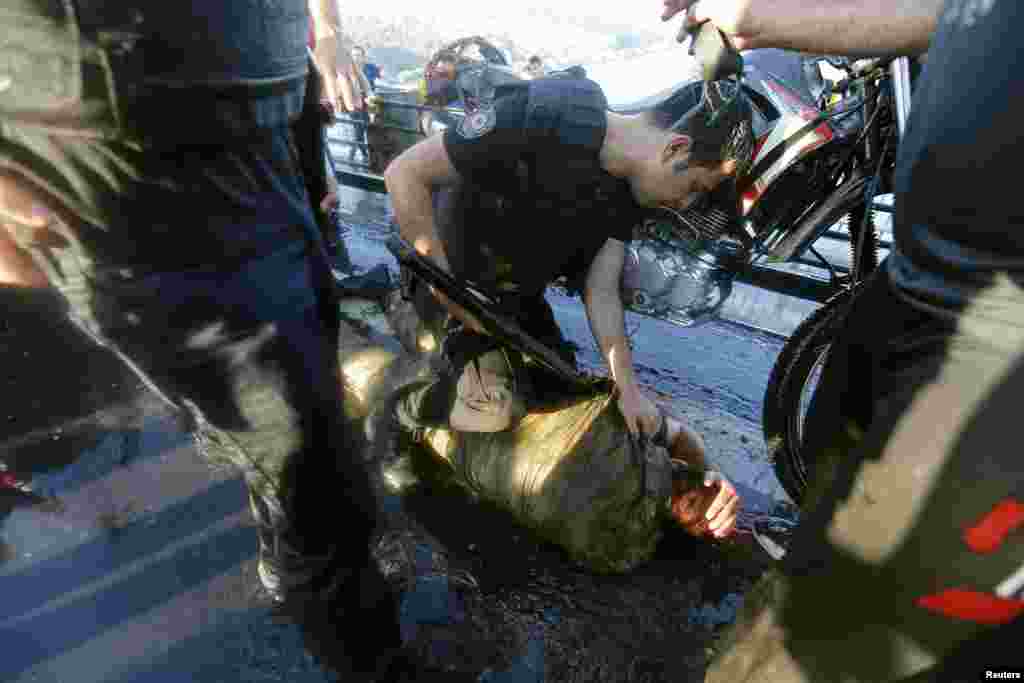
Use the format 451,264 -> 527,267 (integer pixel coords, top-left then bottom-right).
440,79 -> 640,298
887,0 -> 1024,312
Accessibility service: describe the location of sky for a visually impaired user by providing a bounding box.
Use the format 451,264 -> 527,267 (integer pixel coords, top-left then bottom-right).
342,0 -> 679,38
586,48 -> 700,107
341,0 -> 696,107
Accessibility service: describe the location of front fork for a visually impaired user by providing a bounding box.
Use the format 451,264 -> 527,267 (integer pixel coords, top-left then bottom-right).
800,57 -> 914,290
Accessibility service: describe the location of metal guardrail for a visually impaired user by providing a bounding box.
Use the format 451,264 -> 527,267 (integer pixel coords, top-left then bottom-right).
736,265 -> 835,303
335,168 -> 386,193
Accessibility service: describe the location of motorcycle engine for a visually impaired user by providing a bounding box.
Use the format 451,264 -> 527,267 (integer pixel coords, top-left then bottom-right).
621,210 -> 747,327
620,76 -> 755,327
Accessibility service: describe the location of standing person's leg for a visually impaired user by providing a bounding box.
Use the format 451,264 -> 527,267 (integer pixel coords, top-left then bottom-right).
0,28 -> 402,672
292,59 -> 353,272
89,241 -> 403,670
706,270 -> 1024,682
354,111 -> 370,164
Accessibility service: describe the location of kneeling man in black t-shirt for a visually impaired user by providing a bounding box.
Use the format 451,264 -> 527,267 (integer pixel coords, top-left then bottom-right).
384,76 -> 740,448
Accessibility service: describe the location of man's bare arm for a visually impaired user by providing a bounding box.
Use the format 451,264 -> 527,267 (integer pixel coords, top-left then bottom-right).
584,238 -> 660,435
384,134 -> 459,271
384,136 -> 487,333
307,0 -> 358,110
583,239 -> 633,387
666,0 -> 942,56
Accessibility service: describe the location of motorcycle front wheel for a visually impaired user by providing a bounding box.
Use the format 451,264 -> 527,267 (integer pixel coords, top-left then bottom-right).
762,283 -> 863,505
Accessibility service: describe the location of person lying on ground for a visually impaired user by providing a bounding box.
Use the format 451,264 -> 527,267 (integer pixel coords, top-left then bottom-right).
660,1 -> 1024,681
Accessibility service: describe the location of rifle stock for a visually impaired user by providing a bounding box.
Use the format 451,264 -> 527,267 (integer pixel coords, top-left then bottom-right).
386,235 -> 595,390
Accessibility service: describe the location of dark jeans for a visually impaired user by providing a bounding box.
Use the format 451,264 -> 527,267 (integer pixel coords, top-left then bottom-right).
707,264 -> 1024,682
292,61 -> 353,272
0,1 -> 398,653
346,111 -> 370,162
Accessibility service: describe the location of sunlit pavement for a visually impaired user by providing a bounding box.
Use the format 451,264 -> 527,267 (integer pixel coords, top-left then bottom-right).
0,392 -> 335,683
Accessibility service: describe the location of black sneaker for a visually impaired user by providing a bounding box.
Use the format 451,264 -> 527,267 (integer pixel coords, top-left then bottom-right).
256,524 -> 337,605
250,492 -> 336,604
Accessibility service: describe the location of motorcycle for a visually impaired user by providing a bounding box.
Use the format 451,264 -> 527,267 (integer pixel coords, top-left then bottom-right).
393,26 -> 914,506
615,27 -> 913,506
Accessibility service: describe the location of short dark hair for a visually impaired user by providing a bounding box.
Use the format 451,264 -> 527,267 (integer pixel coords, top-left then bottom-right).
528,55 -> 542,65
649,81 -> 752,176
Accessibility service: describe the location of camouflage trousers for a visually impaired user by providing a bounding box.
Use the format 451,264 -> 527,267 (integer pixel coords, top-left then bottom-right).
0,0 -> 380,590
707,266 -> 1024,682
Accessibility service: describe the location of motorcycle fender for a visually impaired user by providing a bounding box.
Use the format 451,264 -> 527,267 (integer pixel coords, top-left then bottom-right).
742,117 -> 835,216
741,78 -> 836,216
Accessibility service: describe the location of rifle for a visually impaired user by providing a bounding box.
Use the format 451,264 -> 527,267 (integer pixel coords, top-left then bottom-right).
386,235 -> 597,391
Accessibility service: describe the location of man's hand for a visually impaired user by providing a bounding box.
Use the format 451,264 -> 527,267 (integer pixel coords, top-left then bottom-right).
661,0 -> 760,51
671,470 -> 740,539
430,285 -> 488,336
662,0 -> 940,57
347,90 -> 365,112
319,190 -> 339,215
0,173 -> 64,288
617,383 -> 661,437
660,0 -> 691,21
319,98 -> 336,122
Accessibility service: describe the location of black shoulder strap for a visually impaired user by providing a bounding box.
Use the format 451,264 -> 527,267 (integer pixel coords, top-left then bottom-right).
523,78 -> 607,151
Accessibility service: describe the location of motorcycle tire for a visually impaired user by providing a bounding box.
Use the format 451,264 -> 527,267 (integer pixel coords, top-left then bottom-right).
762,282 -> 864,506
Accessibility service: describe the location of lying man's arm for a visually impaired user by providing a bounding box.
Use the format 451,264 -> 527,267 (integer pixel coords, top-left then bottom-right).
663,0 -> 942,56
583,238 -> 661,436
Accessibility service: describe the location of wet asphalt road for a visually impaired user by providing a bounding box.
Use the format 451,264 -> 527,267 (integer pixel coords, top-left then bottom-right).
0,178 -> 798,682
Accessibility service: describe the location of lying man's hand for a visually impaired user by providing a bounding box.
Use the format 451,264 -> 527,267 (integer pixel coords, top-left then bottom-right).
671,470 -> 740,539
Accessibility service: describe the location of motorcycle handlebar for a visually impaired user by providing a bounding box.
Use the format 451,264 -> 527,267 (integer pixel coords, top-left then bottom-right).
827,56 -> 896,94
851,57 -> 884,75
